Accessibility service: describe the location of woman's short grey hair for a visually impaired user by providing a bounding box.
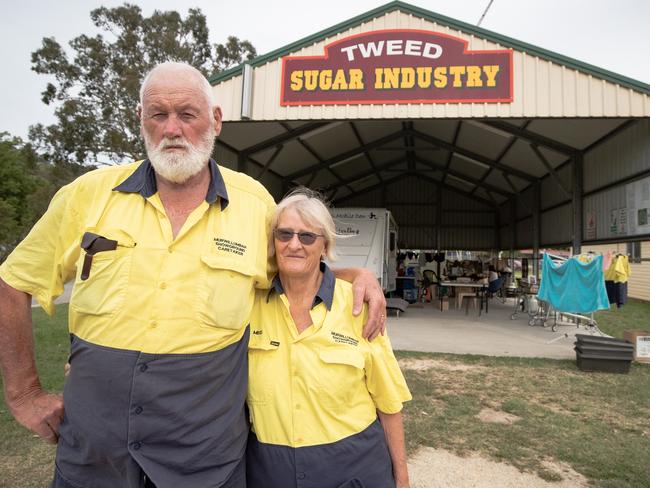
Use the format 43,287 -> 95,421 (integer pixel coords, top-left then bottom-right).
139,61 -> 215,109
270,187 -> 343,261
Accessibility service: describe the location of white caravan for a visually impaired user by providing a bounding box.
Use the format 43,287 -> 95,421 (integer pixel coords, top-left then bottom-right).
328,208 -> 398,293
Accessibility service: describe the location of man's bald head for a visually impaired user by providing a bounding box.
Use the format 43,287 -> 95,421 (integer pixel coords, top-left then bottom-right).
139,62 -> 215,110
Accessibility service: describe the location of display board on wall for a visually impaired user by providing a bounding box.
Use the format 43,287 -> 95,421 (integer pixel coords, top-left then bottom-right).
626,176 -> 650,236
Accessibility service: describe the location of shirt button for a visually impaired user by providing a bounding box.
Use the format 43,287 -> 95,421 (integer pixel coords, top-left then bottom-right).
159,282 -> 167,290
297,472 -> 306,480
295,404 -> 301,410
167,247 -> 173,254
139,364 -> 148,372
134,406 -> 143,415
132,442 -> 141,450
150,321 -> 157,328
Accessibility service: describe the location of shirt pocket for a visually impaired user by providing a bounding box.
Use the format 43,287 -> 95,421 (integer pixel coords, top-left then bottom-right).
196,254 -> 256,331
317,348 -> 365,409
247,340 -> 278,405
70,230 -> 135,316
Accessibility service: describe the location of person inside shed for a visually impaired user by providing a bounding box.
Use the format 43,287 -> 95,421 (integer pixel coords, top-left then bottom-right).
0,61 -> 387,488
488,265 -> 499,284
246,188 -> 411,488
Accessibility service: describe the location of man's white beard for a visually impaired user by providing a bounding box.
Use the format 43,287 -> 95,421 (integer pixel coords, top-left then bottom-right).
144,127 -> 216,184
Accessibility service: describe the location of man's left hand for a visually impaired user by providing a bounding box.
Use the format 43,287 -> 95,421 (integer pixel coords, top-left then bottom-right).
351,269 -> 386,340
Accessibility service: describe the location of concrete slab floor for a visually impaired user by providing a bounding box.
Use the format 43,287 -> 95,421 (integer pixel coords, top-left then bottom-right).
387,299 -> 594,360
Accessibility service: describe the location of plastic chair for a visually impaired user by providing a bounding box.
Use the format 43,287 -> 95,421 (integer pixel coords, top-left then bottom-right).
487,276 -> 506,302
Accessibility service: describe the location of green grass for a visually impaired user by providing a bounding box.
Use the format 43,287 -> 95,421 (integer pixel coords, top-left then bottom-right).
398,351 -> 650,487
2,303 -> 650,487
0,305 -> 68,487
596,298 -> 650,338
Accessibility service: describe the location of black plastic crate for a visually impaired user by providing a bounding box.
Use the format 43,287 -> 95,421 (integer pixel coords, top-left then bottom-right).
575,345 -> 634,359
575,349 -> 632,374
575,334 -> 634,351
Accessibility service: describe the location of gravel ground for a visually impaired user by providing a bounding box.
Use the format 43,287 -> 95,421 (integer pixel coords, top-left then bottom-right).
408,447 -> 589,488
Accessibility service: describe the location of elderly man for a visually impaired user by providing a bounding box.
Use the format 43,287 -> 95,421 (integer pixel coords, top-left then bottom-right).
0,62 -> 386,488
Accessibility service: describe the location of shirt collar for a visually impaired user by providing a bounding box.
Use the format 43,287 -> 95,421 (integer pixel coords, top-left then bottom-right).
268,261 -> 335,311
113,159 -> 229,210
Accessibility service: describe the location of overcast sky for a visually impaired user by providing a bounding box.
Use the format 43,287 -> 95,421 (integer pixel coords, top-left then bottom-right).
1,0 -> 649,140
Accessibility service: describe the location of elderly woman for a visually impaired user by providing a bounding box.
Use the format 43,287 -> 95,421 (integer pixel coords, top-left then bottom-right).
246,188 -> 411,488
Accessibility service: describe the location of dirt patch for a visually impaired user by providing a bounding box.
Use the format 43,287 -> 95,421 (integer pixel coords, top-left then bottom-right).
476,408 -> 521,425
399,358 -> 485,372
408,447 -> 589,488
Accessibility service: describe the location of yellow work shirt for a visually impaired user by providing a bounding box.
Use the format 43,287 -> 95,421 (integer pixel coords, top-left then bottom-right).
604,254 -> 631,283
0,159 -> 275,354
247,264 -> 411,449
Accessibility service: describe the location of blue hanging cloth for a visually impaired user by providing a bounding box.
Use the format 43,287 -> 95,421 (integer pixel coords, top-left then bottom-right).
537,254 -> 610,313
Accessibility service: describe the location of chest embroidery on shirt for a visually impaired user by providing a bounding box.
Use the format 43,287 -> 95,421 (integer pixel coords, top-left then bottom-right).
331,332 -> 359,347
252,329 -> 263,335
213,238 -> 247,256
270,341 -> 280,347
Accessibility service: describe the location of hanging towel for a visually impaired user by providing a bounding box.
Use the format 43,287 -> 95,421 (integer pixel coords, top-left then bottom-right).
538,253 -> 610,313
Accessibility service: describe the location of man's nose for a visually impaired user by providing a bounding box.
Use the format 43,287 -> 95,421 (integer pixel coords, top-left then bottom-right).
162,114 -> 182,138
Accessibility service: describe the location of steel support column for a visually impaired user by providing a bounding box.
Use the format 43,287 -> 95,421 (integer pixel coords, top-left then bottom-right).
572,152 -> 584,254
436,183 -> 442,251
533,182 -> 541,280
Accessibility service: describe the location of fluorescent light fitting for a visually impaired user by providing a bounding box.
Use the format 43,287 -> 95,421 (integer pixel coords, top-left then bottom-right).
298,122 -> 344,141
465,120 -> 513,138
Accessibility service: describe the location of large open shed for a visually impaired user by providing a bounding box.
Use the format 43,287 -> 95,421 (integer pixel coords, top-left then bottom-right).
209,1 -> 650,277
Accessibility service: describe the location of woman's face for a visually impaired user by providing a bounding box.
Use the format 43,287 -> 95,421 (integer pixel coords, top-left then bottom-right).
274,208 -> 327,279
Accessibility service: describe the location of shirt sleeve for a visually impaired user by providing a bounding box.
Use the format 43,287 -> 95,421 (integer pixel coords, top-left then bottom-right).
364,322 -> 412,414
0,182 -> 83,315
257,193 -> 277,290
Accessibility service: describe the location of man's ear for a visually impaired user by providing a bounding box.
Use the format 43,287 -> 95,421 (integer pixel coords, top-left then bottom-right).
213,105 -> 223,136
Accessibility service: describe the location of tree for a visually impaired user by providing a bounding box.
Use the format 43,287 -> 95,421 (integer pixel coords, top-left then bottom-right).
0,132 -> 91,262
30,4 -> 256,165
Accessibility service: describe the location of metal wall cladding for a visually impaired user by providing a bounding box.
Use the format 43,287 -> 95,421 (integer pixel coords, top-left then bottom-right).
516,187 -> 535,219
438,227 -> 495,250
516,217 -> 533,248
541,203 -> 573,246
499,223 -> 515,250
212,10 -> 650,122
332,175 -> 495,249
583,186 -> 627,241
584,119 -> 650,193
398,225 -> 496,250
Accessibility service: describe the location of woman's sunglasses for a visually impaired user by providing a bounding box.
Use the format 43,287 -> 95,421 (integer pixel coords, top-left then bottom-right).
274,228 -> 324,245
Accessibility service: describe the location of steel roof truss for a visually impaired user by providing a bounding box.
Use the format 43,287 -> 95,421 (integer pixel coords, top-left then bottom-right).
530,144 -> 572,199
241,122 -> 330,156
286,130 -> 406,180
484,120 -> 577,155
411,129 -> 536,183
415,156 -> 512,197
349,122 -> 384,183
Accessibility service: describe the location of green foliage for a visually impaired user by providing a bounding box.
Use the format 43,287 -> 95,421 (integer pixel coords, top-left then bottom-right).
29,4 -> 256,165
0,133 -> 89,262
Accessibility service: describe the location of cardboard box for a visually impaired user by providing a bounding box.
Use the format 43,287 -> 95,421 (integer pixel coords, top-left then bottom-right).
623,330 -> 650,363
440,297 -> 449,311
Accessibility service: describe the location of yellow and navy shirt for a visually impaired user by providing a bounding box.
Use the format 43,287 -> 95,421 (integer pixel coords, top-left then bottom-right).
246,263 -> 411,488
0,159 -> 275,488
